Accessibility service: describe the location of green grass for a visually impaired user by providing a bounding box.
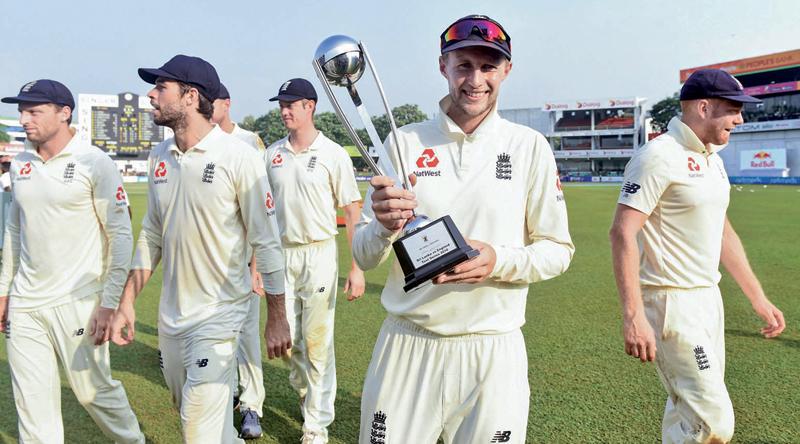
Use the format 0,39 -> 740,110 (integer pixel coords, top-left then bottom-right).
1,183 -> 798,443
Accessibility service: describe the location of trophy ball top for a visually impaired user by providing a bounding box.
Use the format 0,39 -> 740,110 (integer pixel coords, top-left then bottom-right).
314,35 -> 365,86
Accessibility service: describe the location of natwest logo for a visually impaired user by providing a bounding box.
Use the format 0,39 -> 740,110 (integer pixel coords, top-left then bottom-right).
271,153 -> 284,167
265,191 -> 276,215
19,162 -> 32,176
687,157 -> 700,172
416,148 -> 439,168
116,186 -> 128,206
153,161 -> 168,184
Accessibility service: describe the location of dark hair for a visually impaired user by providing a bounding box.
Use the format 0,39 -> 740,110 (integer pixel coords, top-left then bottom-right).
177,81 -> 214,120
50,103 -> 73,125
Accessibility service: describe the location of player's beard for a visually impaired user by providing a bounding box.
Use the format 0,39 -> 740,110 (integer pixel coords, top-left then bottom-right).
154,102 -> 187,131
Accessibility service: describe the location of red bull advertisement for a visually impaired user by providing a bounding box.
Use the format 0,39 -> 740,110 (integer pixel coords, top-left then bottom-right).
740,149 -> 786,170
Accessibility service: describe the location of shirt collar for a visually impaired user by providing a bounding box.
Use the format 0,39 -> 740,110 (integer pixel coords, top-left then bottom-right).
285,131 -> 322,153
667,117 -> 725,154
168,124 -> 222,155
24,128 -> 81,160
437,95 -> 500,139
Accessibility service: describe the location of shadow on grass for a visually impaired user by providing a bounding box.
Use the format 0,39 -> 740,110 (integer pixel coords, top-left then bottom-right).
726,329 -> 800,349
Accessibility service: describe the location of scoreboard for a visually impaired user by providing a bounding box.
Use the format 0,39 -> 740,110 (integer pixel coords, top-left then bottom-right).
78,92 -> 172,158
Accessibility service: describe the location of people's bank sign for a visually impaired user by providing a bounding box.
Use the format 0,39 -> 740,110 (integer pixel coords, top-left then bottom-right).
740,149 -> 786,170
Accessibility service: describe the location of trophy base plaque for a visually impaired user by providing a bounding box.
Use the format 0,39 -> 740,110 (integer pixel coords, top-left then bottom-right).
393,215 -> 480,292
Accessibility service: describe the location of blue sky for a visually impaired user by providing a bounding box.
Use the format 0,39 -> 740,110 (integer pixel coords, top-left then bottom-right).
1,0 -> 798,122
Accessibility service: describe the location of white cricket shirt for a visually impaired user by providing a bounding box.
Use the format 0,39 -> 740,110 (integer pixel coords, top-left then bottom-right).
618,117 -> 731,289
132,125 -> 284,337
0,132 -> 133,311
353,97 -> 575,336
231,123 -> 265,151
265,132 -> 361,247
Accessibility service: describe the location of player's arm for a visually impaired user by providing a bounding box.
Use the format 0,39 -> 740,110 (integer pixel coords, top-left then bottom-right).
436,133 -> 574,285
239,150 -> 290,359
89,157 -> 135,344
610,204 -> 656,362
343,201 -> 365,300
111,157 -> 163,346
720,217 -> 785,338
352,134 -> 418,270
610,147 -> 670,362
334,150 -> 366,301
0,198 -> 21,333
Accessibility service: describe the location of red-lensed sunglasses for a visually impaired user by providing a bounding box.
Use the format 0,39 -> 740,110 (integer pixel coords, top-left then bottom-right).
440,18 -> 511,50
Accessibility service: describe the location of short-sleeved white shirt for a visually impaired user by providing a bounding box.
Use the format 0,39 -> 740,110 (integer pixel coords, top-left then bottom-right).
132,125 -> 283,337
231,123 -> 265,151
265,132 -> 361,247
618,117 -> 730,288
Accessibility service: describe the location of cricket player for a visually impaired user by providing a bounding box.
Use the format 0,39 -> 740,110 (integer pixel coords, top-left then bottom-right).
213,83 -> 267,150
0,79 -> 144,443
263,78 -> 365,444
353,15 -> 574,443
108,55 -> 289,444
212,82 -> 267,439
610,69 -> 786,443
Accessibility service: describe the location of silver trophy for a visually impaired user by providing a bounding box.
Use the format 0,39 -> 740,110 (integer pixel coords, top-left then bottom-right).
313,35 -> 478,291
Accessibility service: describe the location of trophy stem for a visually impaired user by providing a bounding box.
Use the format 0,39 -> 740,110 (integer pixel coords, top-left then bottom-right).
360,42 -> 414,194
312,58 -> 383,177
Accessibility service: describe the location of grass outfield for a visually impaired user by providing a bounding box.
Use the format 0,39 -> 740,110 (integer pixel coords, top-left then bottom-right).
1,183 -> 798,443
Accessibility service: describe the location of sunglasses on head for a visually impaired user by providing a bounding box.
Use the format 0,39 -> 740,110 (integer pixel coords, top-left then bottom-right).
440,18 -> 510,49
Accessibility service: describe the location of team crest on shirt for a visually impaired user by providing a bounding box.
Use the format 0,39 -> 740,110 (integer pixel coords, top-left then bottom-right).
307,155 -> 318,172
414,148 -> 441,177
153,161 -> 168,184
202,163 -> 216,184
687,157 -> 704,178
16,161 -> 33,181
495,153 -> 511,180
62,162 -> 76,183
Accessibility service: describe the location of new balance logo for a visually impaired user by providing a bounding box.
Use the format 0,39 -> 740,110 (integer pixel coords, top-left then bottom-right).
4,321 -> 10,338
491,430 -> 511,443
63,162 -> 76,183
370,411 -> 386,444
495,153 -> 511,180
307,156 -> 317,171
621,181 -> 641,195
196,358 -> 209,368
694,346 -> 710,371
202,163 -> 216,183
74,328 -> 85,336
158,350 -> 164,369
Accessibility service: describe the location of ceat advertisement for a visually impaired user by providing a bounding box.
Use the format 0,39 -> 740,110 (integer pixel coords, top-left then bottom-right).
740,149 -> 786,170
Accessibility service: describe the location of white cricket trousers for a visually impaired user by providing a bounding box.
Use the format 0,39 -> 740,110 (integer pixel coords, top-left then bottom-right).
235,294 -> 265,415
6,293 -> 144,444
359,316 -> 530,444
643,286 -> 734,444
283,238 -> 338,440
159,328 -> 244,444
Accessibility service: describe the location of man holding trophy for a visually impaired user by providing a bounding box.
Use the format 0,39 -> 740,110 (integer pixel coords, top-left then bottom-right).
313,14 -> 575,443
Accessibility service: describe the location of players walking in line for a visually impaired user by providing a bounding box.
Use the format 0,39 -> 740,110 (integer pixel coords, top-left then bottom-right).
212,82 -> 268,439
0,79 -> 145,444
109,55 -> 290,444
263,78 -> 365,444
610,68 -> 786,443
353,15 -> 574,443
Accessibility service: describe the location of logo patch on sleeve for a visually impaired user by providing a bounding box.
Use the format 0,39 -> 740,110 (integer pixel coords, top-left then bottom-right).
621,181 -> 641,196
